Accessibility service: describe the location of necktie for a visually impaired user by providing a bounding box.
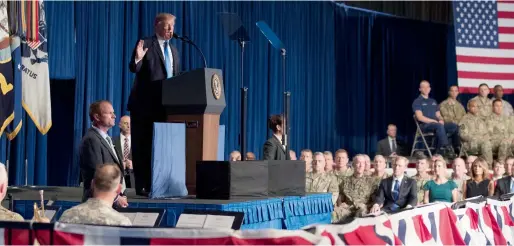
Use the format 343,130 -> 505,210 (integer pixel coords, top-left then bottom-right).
105,136 -> 118,161
392,139 -> 397,152
123,137 -> 130,161
163,41 -> 173,78
392,180 -> 400,201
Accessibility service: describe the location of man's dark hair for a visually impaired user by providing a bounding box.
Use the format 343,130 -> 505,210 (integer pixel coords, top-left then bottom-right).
268,114 -> 283,132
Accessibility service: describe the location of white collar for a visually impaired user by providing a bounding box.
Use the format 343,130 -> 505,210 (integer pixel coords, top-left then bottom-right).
92,125 -> 108,139
393,175 -> 404,182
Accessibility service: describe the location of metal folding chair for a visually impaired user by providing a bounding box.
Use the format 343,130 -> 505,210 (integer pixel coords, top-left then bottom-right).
410,115 -> 436,158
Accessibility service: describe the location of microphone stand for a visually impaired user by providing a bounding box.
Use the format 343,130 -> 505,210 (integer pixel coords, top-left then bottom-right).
281,48 -> 290,159
238,38 -> 248,159
180,36 -> 208,68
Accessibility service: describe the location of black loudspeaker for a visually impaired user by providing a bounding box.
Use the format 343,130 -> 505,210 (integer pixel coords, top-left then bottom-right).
196,161 -> 269,199
268,160 -> 306,196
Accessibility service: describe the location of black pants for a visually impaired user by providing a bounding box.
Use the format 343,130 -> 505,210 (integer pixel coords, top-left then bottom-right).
130,109 -> 165,195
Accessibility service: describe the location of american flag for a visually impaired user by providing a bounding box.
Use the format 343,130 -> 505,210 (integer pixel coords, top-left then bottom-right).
453,1 -> 514,94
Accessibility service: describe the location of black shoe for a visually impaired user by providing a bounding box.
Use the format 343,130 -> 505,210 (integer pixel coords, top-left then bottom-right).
136,188 -> 149,197
443,146 -> 456,159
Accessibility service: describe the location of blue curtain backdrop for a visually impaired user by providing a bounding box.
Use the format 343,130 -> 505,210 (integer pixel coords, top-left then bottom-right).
3,1 -> 475,186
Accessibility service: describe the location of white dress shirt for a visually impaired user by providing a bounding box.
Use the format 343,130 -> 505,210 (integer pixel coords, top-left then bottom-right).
389,137 -> 396,153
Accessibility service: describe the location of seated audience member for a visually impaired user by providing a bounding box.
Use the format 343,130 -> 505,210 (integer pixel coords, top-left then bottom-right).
450,158 -> 470,201
459,100 -> 493,165
413,156 -> 432,205
305,152 -> 339,204
376,124 -> 404,157
505,157 -> 514,177
332,155 -> 377,223
371,156 -> 417,213
59,164 -> 132,226
0,163 -> 23,221
494,160 -> 514,198
423,159 -> 458,203
263,115 -> 287,160
462,158 -> 494,199
486,99 -> 511,165
439,85 -> 466,125
324,151 -> 334,172
229,151 -> 241,161
371,155 -> 390,183
493,161 -> 505,182
289,150 -> 297,160
332,149 -> 353,184
471,83 -> 493,120
245,152 -> 256,161
492,85 -> 514,116
466,155 -> 478,175
300,149 -> 313,172
429,154 -> 444,176
363,154 -> 372,176
412,80 -> 459,157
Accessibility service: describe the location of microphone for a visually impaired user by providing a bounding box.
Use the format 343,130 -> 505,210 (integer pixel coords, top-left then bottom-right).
172,33 -> 207,68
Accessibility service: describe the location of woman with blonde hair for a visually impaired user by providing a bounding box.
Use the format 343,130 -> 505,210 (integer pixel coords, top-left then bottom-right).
462,157 -> 494,199
424,159 -> 458,203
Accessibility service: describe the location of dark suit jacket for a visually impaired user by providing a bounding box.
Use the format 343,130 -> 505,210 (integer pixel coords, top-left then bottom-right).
79,128 -> 124,201
376,137 -> 403,156
263,135 -> 288,160
128,35 -> 180,114
375,176 -> 417,211
113,135 -> 132,161
494,176 -> 512,198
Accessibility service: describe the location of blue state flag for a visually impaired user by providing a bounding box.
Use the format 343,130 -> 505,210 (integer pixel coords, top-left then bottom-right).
0,37 -> 14,137
6,36 -> 22,140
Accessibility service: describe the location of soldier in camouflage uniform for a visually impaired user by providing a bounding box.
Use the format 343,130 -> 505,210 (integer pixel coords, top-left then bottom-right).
331,149 -> 353,185
412,156 -> 432,205
371,155 -> 391,187
59,164 -> 132,226
470,83 -> 492,120
332,154 -> 377,223
492,85 -> 514,116
459,100 -> 494,165
486,99 -> 512,165
305,152 -> 339,204
0,164 -> 24,222
300,149 -> 313,173
439,85 -> 466,124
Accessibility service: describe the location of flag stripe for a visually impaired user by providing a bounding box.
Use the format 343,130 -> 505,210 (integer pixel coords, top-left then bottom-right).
499,26 -> 514,33
459,71 -> 514,80
457,62 -> 514,73
499,3 -> 514,12
499,18 -> 514,27
456,47 -> 514,57
498,11 -> 514,18
500,42 -> 514,49
457,55 -> 514,64
499,34 -> 514,42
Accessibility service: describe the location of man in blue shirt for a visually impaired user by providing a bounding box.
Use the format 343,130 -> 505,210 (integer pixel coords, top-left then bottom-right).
412,81 -> 459,157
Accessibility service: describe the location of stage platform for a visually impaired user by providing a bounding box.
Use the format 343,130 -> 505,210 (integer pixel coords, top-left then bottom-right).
7,186 -> 332,230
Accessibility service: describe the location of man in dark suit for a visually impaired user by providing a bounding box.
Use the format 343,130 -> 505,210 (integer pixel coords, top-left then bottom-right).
113,115 -> 133,188
128,13 -> 181,196
263,115 -> 288,160
371,156 -> 417,213
376,124 -> 404,157
494,162 -> 514,198
79,100 -> 127,207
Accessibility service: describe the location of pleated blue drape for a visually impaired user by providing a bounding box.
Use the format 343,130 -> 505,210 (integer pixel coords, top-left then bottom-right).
5,1 -> 466,186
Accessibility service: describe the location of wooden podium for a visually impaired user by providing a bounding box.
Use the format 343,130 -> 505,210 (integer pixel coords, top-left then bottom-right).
161,68 -> 226,194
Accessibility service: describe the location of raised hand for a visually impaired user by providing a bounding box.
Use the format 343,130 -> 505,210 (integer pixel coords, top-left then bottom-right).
135,40 -> 148,61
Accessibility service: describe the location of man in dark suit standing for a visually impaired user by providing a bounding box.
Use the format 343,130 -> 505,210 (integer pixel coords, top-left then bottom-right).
113,115 -> 133,188
371,156 -> 417,213
263,115 -> 288,161
79,100 -> 127,207
376,124 -> 404,157
128,13 -> 181,196
494,162 -> 514,198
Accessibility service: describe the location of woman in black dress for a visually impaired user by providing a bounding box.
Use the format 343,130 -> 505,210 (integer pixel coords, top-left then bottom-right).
462,157 -> 494,199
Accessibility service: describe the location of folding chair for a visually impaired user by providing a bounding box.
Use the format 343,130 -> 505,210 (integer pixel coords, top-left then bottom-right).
410,115 -> 436,158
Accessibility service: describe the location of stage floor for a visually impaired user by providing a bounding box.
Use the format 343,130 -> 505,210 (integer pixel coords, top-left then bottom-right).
7,186 -> 333,230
